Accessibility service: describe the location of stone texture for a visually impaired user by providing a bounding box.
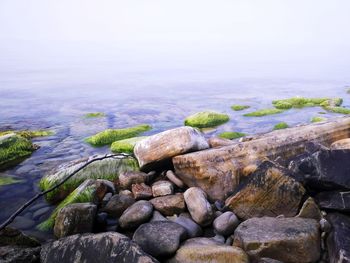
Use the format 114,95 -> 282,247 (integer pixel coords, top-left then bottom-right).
133,221 -> 187,258
54,203 -> 97,238
132,183 -> 153,200
171,215 -> 203,238
118,171 -> 150,190
150,194 -> 186,216
0,246 -> 41,263
330,138 -> 350,150
225,161 -> 305,220
213,211 -> 240,236
184,187 -> 214,226
152,180 -> 174,197
119,200 -> 153,229
150,211 -> 168,222
233,217 -> 320,263
297,197 -> 322,220
165,170 -> 184,188
315,191 -> 350,212
101,194 -> 135,217
40,232 -> 158,263
0,227 -> 40,247
134,126 -> 209,171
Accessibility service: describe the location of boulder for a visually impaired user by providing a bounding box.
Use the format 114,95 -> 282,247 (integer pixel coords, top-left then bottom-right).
165,170 -> 184,188
326,213 -> 350,263
134,127 -> 209,171
54,203 -> 97,238
40,232 -> 158,263
0,246 -> 41,263
39,154 -> 136,203
101,194 -> 135,217
316,191 -> 350,212
118,171 -> 150,190
297,197 -> 322,220
132,183 -> 153,200
171,215 -> 203,238
233,217 -> 320,262
184,187 -> 214,226
152,180 -> 174,197
330,138 -> 350,149
213,211 -> 240,236
133,221 -> 187,258
150,194 -> 186,216
119,200 -> 153,229
225,161 -> 305,220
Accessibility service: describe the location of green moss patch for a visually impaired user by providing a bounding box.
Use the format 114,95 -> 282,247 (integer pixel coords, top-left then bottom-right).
231,105 -> 250,111
272,97 -> 343,109
0,130 -> 54,139
86,124 -> 151,147
84,112 -> 106,118
311,117 -> 327,123
0,176 -> 23,186
244,108 -> 285,117
111,136 -> 147,154
218,132 -> 246,140
273,122 -> 289,130
184,111 -> 229,128
323,106 -> 350,115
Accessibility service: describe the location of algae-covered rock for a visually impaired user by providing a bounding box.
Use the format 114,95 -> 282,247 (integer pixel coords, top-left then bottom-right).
110,136 -> 147,154
272,97 -> 343,109
86,124 -> 152,146
311,116 -> 327,123
273,122 -> 289,130
0,133 -> 37,170
218,132 -> 246,140
324,106 -> 350,114
244,108 -> 284,117
184,111 -> 229,128
231,105 -> 250,111
39,155 -> 138,203
84,112 -> 105,118
0,130 -> 54,139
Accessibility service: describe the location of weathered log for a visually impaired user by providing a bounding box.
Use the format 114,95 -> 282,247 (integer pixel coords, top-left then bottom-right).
173,117 -> 350,201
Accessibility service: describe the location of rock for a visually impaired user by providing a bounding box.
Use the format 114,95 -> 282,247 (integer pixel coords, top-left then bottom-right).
233,217 -> 320,262
297,197 -> 322,220
119,200 -> 153,229
39,154 -> 136,203
208,136 -> 236,148
9,216 -> 35,230
213,211 -> 240,236
0,227 -> 40,247
150,211 -> 168,222
119,189 -> 133,197
184,187 -> 214,226
330,138 -> 350,149
315,191 -> 350,212
118,171 -> 150,190
165,170 -> 184,188
320,218 -> 331,233
132,183 -> 153,200
54,203 -> 97,238
0,246 -> 41,263
32,207 -> 51,220
40,232 -> 158,263
133,221 -> 187,258
171,215 -> 203,238
101,192 -> 112,206
101,194 -> 135,217
225,161 -> 306,220
326,213 -> 350,263
150,194 -> 186,216
95,212 -> 108,231
134,126 -> 209,171
152,180 -> 174,197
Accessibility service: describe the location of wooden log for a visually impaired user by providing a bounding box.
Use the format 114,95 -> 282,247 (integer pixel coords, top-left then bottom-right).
173,117 -> 350,201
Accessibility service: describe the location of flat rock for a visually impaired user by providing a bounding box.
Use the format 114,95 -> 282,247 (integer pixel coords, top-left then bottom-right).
101,193 -> 135,217
119,171 -> 150,190
213,211 -> 240,236
40,232 -> 158,263
133,221 -> 187,258
233,217 -> 320,262
134,127 -> 209,171
152,180 -> 174,197
330,138 -> 350,150
119,200 -> 153,229
132,183 -> 153,200
150,194 -> 186,216
225,161 -> 305,220
315,191 -> 350,212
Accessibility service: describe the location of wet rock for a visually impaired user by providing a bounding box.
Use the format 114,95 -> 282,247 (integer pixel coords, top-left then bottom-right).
330,138 -> 350,150
0,246 -> 41,263
134,126 -> 209,171
297,197 -> 322,220
150,194 -> 186,216
118,171 -> 150,190
225,161 -> 305,220
40,232 -> 158,263
171,215 -> 203,238
101,194 -> 135,217
233,217 -> 320,262
152,180 -> 174,197
132,183 -> 153,200
133,221 -> 187,258
315,191 -> 350,212
54,203 -> 97,238
213,211 -> 240,236
184,187 -> 214,226
0,227 -> 40,247
326,213 -> 350,263
119,200 -> 153,229
165,170 -> 184,188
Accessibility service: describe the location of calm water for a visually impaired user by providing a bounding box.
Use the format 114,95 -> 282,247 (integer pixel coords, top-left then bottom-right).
0,47 -> 349,240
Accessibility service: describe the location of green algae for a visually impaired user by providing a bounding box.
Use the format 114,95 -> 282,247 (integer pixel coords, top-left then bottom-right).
184,111 -> 229,128
311,116 -> 327,123
273,122 -> 289,130
110,136 -> 147,154
323,106 -> 350,115
231,105 -> 250,111
86,124 -> 152,147
0,130 -> 54,139
272,97 -> 343,109
244,108 -> 285,117
218,132 -> 246,140
84,112 -> 106,118
0,176 -> 23,186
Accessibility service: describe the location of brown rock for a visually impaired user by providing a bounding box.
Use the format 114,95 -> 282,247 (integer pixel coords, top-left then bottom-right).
132,183 -> 152,200
297,197 -> 322,220
330,138 -> 350,150
150,194 -> 186,216
118,171 -> 150,190
151,180 -> 174,197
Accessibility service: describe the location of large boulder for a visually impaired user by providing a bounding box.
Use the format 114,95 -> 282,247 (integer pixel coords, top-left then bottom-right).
315,191 -> 350,212
39,155 -> 137,203
119,200 -> 153,229
150,194 -> 186,216
134,127 -> 209,171
326,213 -> 350,263
133,221 -> 187,258
40,232 -> 158,263
233,217 -> 320,262
225,161 -> 305,220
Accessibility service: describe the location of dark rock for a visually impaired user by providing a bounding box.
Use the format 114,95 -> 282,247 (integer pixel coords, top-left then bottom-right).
95,212 -> 108,232
119,200 -> 153,229
132,183 -> 153,200
40,232 -> 158,263
213,211 -> 240,236
0,246 -> 41,263
172,215 -> 203,238
150,194 -> 186,216
9,216 -> 35,230
133,221 -> 187,258
316,191 -> 350,212
101,194 -> 135,217
0,227 -> 40,247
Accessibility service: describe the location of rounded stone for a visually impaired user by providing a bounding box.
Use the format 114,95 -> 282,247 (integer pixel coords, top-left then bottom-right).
172,215 -> 203,238
101,194 -> 135,217
152,180 -> 174,197
119,200 -> 153,229
165,170 -> 184,188
213,211 -> 240,236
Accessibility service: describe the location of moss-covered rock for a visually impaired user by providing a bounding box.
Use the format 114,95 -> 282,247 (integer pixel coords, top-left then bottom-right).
39,155 -> 139,203
218,132 -> 246,140
0,130 -> 54,139
110,136 -> 147,154
272,97 -> 343,109
84,112 -> 105,118
273,122 -> 289,130
311,116 -> 327,123
184,111 -> 229,128
0,134 -> 37,170
244,108 -> 285,117
86,124 -> 151,147
0,176 -> 23,186
324,106 -> 350,114
231,105 -> 250,111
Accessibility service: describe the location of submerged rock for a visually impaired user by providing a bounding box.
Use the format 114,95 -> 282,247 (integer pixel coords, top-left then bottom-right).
233,217 -> 320,262
134,126 -> 209,171
184,111 -> 230,128
119,200 -> 153,229
315,191 -> 350,212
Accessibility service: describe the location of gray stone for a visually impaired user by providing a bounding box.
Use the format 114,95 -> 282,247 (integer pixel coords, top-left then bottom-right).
150,211 -> 168,222
213,211 -> 240,236
0,246 -> 41,263
165,170 -> 184,188
152,180 -> 174,197
101,194 -> 135,217
316,191 -> 350,212
119,200 -> 153,229
172,215 -> 202,238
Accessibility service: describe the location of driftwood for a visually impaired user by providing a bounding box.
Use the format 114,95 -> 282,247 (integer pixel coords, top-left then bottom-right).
173,117 -> 350,201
